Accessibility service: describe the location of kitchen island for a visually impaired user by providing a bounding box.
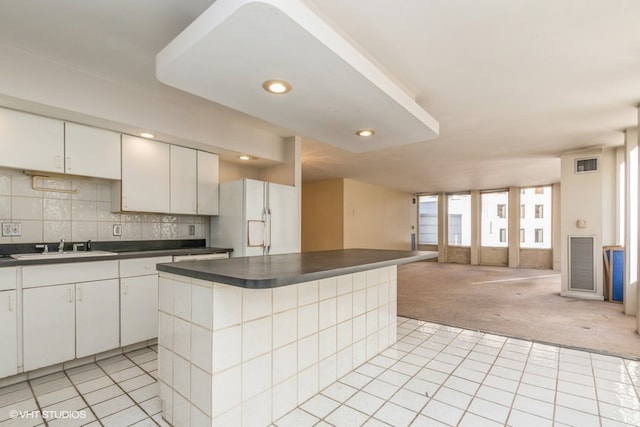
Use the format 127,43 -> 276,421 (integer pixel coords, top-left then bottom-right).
155,249 -> 436,427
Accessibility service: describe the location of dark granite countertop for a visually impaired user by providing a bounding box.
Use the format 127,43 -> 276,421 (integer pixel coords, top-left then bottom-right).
114,247 -> 230,260
0,241 -> 232,267
156,249 -> 437,289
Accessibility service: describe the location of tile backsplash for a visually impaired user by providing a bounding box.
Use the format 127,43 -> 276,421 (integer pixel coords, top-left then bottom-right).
0,167 -> 208,244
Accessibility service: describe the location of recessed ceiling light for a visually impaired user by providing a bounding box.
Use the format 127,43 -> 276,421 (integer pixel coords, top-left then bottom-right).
140,132 -> 155,138
356,129 -> 375,137
262,80 -> 291,95
238,155 -> 251,161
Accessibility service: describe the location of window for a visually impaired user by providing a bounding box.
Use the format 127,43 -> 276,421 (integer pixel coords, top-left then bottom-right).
520,228 -> 525,243
448,194 -> 471,246
418,195 -> 438,245
481,191 -> 508,247
520,186 -> 552,249
520,204 -> 525,219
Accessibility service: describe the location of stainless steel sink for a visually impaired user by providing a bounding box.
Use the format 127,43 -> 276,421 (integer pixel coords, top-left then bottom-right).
10,250 -> 117,260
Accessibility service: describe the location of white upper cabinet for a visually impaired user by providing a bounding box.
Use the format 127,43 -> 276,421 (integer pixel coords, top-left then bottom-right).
65,122 -> 121,179
169,147 -> 220,215
116,140 -> 219,215
0,108 -> 121,179
0,107 -> 64,173
170,145 -> 197,214
197,151 -> 219,215
118,135 -> 170,213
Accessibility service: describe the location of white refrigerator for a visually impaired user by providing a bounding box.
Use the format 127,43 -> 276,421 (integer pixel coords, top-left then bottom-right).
210,179 -> 300,256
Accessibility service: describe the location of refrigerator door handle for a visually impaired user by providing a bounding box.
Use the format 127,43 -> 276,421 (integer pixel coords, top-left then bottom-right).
260,207 -> 269,255
264,207 -> 272,254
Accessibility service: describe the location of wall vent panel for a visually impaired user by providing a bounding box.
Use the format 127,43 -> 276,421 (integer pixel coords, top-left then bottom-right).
569,236 -> 595,292
575,157 -> 598,173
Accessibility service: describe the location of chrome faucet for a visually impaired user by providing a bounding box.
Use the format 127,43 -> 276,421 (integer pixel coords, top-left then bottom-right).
58,238 -> 65,252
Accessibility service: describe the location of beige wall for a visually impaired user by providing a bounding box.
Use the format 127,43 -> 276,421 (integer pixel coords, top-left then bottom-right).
302,178 -> 413,251
479,247 -> 509,266
447,246 -> 471,264
219,160 -> 260,183
560,147 -> 617,300
301,179 -> 344,251
342,179 -> 413,250
626,128 -> 638,318
258,136 -> 301,187
519,249 -> 553,269
0,46 -> 288,163
220,137 -> 301,187
552,182 -> 562,270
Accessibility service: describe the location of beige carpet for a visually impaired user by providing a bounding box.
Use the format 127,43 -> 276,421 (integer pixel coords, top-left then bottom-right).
397,261 -> 640,360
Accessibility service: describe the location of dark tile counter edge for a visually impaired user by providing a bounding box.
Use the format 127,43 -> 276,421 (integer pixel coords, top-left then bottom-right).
156,250 -> 437,289
0,247 -> 232,267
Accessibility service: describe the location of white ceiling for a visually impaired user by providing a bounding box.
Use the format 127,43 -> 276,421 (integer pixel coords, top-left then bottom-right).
0,0 -> 639,194
155,0 -> 440,153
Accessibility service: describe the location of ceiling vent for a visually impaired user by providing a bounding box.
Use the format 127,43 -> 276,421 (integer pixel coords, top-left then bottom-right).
575,157 -> 598,174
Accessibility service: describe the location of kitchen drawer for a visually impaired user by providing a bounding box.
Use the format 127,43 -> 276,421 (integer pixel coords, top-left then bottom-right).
0,267 -> 17,291
120,256 -> 172,278
23,260 -> 119,288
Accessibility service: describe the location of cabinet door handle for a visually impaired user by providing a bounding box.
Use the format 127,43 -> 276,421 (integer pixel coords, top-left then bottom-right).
123,196 -> 128,209
123,283 -> 128,295
8,294 -> 14,312
65,156 -> 71,171
68,287 -> 74,303
56,155 -> 63,170
145,264 -> 151,270
77,287 -> 83,302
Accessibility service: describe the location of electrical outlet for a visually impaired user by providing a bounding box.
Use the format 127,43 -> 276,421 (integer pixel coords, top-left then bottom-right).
188,225 -> 196,236
2,222 -> 22,237
112,224 -> 122,236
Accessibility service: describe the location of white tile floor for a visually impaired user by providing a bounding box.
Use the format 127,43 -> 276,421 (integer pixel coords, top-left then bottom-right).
0,347 -> 163,427
1,317 -> 640,426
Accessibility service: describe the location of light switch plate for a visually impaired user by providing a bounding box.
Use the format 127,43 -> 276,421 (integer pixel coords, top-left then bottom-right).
113,224 -> 122,236
2,222 -> 22,237
188,225 -> 196,236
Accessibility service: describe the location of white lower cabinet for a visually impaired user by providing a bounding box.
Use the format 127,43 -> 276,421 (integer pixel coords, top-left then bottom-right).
121,275 -> 159,346
120,256 -> 172,346
23,279 -> 120,371
23,284 -> 75,371
22,261 -> 120,372
76,279 -> 120,358
0,290 -> 18,378
14,256 -> 172,376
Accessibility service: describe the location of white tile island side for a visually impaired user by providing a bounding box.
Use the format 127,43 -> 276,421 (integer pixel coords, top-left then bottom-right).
155,249 -> 437,426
